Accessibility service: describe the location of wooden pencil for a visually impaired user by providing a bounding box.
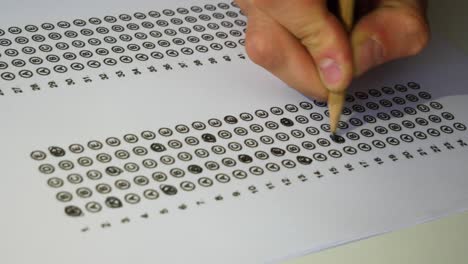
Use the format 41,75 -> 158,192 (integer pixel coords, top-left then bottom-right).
329,0 -> 355,135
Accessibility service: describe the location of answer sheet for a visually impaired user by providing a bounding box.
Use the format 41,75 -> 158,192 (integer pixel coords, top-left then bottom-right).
0,0 -> 467,263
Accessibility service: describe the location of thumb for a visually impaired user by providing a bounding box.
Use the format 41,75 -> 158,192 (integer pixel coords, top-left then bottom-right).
253,0 -> 353,93
352,0 -> 429,76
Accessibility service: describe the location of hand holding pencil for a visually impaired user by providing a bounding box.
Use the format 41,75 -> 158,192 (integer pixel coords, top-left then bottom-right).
236,0 -> 429,133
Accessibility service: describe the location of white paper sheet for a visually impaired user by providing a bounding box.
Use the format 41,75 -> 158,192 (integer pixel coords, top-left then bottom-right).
1,1 -> 467,263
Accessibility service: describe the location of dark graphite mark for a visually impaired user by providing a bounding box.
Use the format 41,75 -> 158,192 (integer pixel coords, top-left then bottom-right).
330,133 -> 345,144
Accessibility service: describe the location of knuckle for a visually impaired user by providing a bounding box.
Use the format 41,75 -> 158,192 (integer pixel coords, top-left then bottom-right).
398,8 -> 430,55
298,23 -> 326,52
245,31 -> 277,69
294,12 -> 332,53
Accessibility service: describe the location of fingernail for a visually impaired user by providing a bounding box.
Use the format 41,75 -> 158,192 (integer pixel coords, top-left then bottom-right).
318,58 -> 343,88
357,37 -> 384,75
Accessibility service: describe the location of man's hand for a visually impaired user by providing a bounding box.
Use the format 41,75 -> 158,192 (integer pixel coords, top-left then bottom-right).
235,0 -> 429,101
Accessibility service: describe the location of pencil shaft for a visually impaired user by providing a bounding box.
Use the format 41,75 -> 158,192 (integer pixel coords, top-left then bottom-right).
328,0 -> 354,134
329,92 -> 345,133
339,0 -> 355,32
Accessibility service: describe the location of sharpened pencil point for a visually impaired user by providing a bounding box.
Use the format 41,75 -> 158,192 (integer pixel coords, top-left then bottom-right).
328,92 -> 345,136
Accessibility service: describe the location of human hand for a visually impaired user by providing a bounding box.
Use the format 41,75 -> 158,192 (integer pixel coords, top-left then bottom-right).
235,0 -> 429,101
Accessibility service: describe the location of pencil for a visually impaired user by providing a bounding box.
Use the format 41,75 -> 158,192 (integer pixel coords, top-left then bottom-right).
339,0 -> 355,31
329,0 -> 355,135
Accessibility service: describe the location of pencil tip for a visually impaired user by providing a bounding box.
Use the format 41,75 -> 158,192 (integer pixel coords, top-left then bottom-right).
330,132 -> 337,143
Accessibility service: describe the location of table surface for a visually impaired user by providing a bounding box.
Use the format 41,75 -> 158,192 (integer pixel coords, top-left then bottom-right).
286,2 -> 468,264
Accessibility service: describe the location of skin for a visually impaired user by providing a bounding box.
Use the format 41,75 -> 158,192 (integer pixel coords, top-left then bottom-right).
235,0 -> 429,101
